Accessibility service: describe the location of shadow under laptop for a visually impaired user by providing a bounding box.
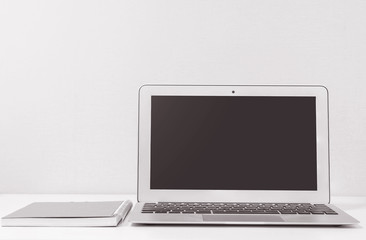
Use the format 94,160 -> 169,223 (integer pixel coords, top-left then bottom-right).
130,223 -> 362,229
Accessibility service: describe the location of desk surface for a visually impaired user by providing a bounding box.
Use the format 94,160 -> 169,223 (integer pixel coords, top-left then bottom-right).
0,194 -> 365,240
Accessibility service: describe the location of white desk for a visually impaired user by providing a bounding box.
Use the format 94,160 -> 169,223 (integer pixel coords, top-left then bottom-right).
0,194 -> 364,240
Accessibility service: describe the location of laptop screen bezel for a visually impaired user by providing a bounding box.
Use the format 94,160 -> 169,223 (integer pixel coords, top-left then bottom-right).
138,85 -> 330,203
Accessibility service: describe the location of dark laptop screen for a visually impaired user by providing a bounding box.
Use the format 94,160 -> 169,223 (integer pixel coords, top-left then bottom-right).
150,96 -> 317,190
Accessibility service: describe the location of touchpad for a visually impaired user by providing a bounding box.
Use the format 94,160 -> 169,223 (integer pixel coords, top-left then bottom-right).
203,215 -> 284,222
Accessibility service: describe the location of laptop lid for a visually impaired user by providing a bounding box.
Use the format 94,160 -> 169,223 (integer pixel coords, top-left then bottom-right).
138,85 -> 330,203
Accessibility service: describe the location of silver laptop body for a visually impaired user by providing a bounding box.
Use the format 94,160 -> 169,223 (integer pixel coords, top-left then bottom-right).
129,85 -> 358,225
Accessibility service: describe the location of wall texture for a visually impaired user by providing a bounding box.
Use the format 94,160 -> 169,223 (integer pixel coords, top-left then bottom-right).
0,0 -> 365,195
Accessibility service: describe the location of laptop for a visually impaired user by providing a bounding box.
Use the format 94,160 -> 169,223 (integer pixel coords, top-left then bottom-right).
129,85 -> 359,225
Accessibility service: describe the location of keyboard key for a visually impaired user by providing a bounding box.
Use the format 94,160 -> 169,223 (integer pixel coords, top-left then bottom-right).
325,211 -> 338,215
237,210 -> 253,214
279,210 -> 297,214
196,210 -> 212,214
251,210 -> 266,213
182,211 -> 195,214
264,211 -> 280,214
141,211 -> 155,214
169,211 -> 182,214
297,211 -> 311,214
311,211 -> 325,214
244,207 -> 257,210
212,210 -> 227,214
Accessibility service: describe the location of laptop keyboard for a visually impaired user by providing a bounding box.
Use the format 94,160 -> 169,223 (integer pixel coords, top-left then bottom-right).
142,202 -> 338,215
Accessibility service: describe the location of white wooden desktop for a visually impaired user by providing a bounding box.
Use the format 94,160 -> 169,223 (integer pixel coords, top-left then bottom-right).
0,194 -> 364,240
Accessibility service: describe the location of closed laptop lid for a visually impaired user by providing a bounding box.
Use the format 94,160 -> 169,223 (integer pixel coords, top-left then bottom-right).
138,85 -> 329,203
3,201 -> 123,218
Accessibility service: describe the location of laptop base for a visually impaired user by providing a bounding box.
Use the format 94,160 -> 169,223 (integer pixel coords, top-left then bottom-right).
129,203 -> 359,226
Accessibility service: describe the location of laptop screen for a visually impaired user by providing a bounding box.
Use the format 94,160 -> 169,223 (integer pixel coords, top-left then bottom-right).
150,96 -> 317,191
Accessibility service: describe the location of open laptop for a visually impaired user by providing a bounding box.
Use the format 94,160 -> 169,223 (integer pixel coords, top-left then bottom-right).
129,85 -> 359,225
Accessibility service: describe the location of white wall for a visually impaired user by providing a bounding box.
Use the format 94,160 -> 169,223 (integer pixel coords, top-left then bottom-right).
0,0 -> 365,196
